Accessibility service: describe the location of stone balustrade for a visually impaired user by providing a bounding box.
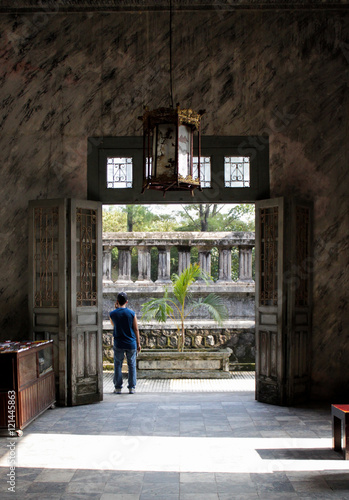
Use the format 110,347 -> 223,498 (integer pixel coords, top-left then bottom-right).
102,231 -> 255,285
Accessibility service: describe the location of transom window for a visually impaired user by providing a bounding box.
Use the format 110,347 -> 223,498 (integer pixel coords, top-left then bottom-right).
107,157 -> 133,188
224,157 -> 250,188
193,157 -> 211,188
88,136 -> 269,203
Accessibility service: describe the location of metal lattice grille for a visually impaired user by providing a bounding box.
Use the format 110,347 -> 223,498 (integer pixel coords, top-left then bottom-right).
76,208 -> 97,306
107,157 -> 133,188
193,157 -> 211,187
260,207 -> 278,306
224,157 -> 250,187
34,207 -> 59,308
295,206 -> 309,307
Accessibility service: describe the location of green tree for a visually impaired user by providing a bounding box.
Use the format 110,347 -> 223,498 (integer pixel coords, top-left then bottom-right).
102,206 -> 127,232
121,205 -> 177,232
141,264 -> 228,351
175,204 -> 255,232
103,205 -> 178,233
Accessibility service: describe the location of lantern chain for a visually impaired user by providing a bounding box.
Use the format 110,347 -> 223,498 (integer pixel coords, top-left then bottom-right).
169,0 -> 174,108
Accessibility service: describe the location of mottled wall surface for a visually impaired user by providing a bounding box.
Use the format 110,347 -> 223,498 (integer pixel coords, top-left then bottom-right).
0,8 -> 348,399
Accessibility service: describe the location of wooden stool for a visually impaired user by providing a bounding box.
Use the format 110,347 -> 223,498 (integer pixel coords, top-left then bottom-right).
331,404 -> 349,459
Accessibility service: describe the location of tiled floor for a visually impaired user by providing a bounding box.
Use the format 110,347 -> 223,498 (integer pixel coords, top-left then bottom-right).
0,375 -> 348,499
103,371 -> 256,393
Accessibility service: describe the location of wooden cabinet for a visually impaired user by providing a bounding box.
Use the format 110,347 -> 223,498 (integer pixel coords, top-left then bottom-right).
0,340 -> 55,434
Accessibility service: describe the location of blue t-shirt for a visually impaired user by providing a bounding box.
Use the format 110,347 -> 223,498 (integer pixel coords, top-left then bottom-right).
109,307 -> 137,350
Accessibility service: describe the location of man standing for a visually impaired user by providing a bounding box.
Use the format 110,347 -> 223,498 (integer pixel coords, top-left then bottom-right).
109,292 -> 141,394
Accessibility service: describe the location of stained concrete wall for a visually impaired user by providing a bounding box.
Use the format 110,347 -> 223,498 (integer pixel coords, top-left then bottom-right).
0,3 -> 348,400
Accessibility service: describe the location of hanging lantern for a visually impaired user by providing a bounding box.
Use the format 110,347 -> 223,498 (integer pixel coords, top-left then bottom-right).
141,105 -> 205,195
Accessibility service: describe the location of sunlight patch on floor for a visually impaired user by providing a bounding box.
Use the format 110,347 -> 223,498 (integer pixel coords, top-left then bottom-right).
1,434 -> 347,474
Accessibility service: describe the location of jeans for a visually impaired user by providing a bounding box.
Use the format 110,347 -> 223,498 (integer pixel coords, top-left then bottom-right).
113,347 -> 137,390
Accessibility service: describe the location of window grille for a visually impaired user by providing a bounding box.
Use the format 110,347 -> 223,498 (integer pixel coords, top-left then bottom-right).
107,158 -> 133,188
193,157 -> 211,188
224,157 -> 250,187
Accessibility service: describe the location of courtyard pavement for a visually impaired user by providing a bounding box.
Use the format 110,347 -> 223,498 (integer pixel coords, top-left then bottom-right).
0,373 -> 348,499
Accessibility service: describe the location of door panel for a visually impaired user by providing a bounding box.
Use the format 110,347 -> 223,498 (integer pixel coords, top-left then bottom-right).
286,200 -> 313,404
69,199 -> 103,406
28,199 -> 68,406
255,197 -> 312,406
255,198 -> 285,405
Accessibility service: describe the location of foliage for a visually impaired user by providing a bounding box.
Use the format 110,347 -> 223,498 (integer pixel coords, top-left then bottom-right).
141,264 -> 228,351
103,205 -> 178,232
103,203 -> 254,233
103,207 -> 127,232
176,204 -> 255,232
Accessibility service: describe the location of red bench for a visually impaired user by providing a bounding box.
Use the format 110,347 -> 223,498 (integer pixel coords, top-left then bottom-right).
331,404 -> 349,459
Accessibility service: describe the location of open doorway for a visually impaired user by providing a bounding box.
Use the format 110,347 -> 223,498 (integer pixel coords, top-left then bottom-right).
102,202 -> 256,389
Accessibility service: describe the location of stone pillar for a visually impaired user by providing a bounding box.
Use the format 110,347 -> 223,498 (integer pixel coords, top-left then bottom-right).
217,247 -> 232,282
102,246 -> 113,283
238,246 -> 253,282
156,246 -> 171,283
178,246 -> 191,275
136,246 -> 152,283
198,247 -> 211,278
117,246 -> 132,282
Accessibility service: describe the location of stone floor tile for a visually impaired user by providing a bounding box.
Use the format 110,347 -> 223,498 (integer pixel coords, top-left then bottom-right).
216,482 -> 258,495
104,480 -> 143,494
297,494 -> 349,499
180,481 -> 218,494
255,481 -> 296,495
215,472 -> 253,483
141,494 -> 179,500
7,495 -> 62,500
180,472 -> 215,482
103,471 -> 145,482
143,471 -> 180,483
290,480 -> 333,493
60,494 -> 102,500
66,481 -> 108,494
101,495 -> 140,500
26,481 -> 67,494
3,478 -> 31,494
34,469 -> 75,482
70,470 -> 113,483
181,494 -> 219,500
15,467 -> 43,481
141,481 -> 180,495
323,478 -> 349,491
218,494 -> 259,500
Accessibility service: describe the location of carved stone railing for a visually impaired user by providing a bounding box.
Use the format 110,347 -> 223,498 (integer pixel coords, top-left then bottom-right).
102,231 -> 255,285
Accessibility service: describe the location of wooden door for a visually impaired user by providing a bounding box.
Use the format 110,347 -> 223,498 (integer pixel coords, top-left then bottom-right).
29,199 -> 103,406
255,197 -> 312,406
68,200 -> 103,406
285,199 -> 313,405
255,198 -> 285,405
29,199 -> 68,406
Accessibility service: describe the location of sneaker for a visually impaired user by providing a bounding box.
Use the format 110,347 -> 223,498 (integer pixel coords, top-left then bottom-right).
114,388 -> 122,394
129,388 -> 135,394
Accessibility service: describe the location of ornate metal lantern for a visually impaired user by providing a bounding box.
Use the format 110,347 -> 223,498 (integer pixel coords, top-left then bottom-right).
141,105 -> 204,195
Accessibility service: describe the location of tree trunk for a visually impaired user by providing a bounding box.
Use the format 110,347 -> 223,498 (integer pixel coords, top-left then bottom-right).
127,206 -> 133,232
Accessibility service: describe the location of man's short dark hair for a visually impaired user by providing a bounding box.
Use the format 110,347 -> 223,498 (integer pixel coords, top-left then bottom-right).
117,292 -> 128,306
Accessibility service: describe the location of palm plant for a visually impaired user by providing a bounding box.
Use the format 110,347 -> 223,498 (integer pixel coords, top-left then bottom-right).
141,263 -> 228,352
